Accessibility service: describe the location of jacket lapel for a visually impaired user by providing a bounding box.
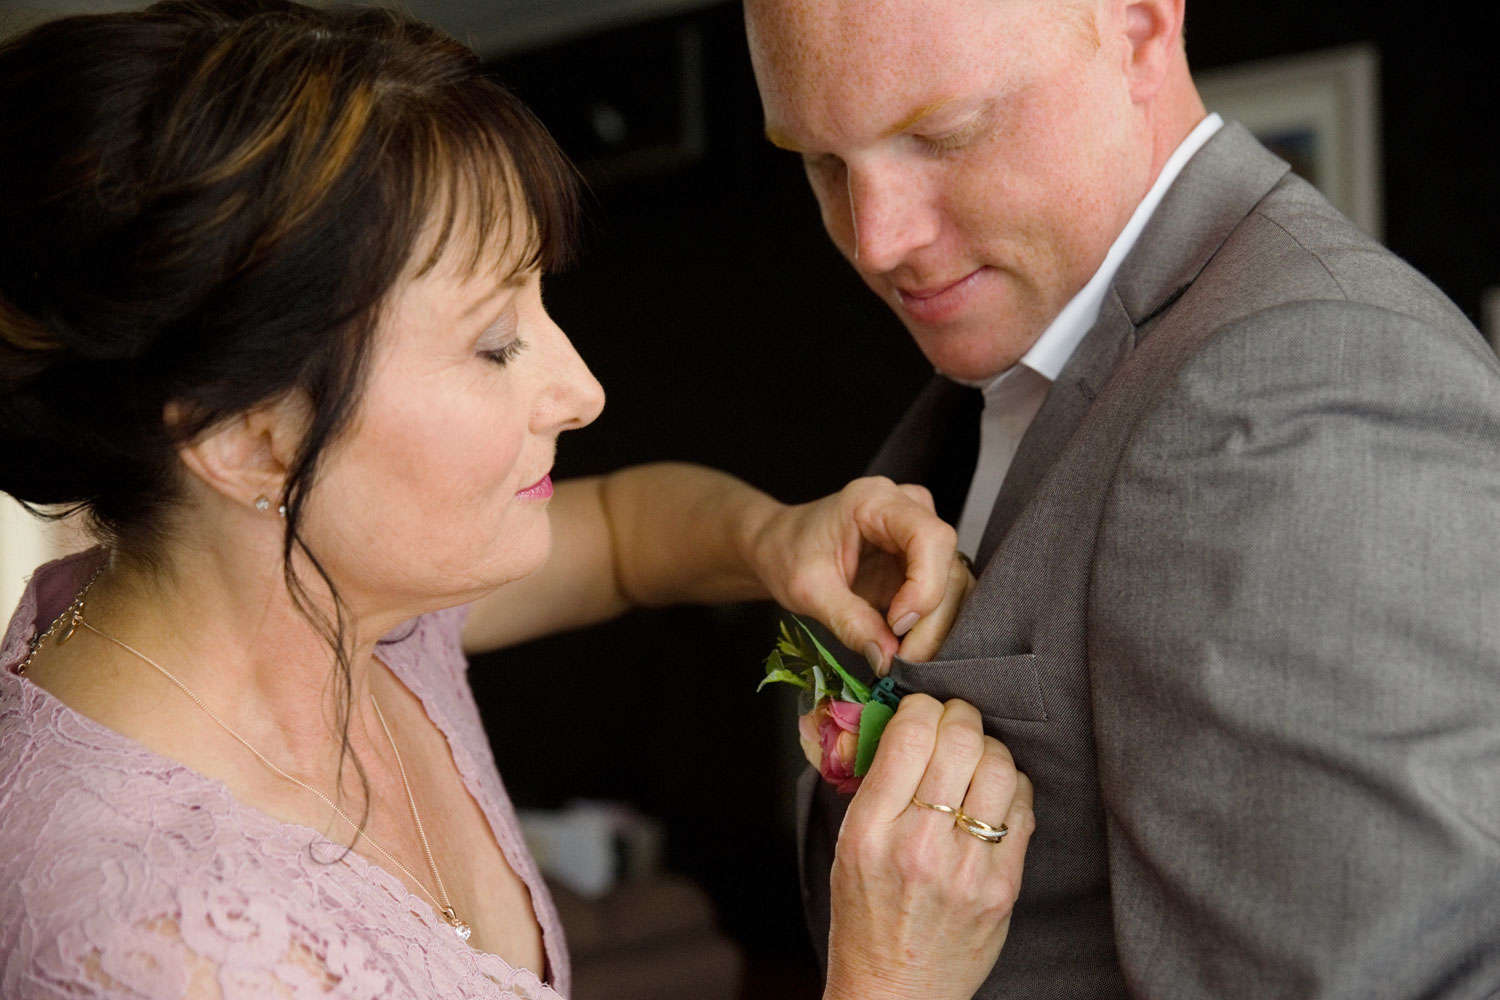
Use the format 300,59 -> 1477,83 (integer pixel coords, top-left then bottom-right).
970,121 -> 1290,572
973,296 -> 1137,571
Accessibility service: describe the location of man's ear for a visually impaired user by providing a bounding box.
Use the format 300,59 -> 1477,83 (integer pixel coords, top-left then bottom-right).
1120,0 -> 1186,104
170,399 -> 301,511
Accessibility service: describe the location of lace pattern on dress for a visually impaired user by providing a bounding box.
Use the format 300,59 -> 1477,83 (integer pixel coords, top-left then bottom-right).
1,550 -> 569,999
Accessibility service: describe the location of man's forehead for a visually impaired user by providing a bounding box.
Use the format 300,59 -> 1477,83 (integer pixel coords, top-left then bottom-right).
748,0 -> 1017,149
749,0 -> 1095,131
746,0 -> 1094,62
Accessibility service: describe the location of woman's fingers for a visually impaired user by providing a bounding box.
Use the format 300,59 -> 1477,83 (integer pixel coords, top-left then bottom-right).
840,477 -> 965,673
911,698 -> 987,813
763,476 -> 961,676
855,483 -> 957,642
895,481 -> 937,513
853,696 -> 1019,840
997,769 -> 1036,857
847,693 -> 945,819
954,733 -> 1021,835
896,553 -> 975,663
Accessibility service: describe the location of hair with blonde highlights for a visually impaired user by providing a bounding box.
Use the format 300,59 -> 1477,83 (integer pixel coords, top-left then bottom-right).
0,0 -> 576,541
0,0 -> 579,826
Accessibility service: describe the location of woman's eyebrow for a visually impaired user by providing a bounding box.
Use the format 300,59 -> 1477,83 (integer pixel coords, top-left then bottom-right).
459,270 -> 529,322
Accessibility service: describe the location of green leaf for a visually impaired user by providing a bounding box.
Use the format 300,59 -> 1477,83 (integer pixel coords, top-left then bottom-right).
758,617 -> 878,709
756,666 -> 809,692
810,663 -> 832,704
853,701 -> 894,776
794,618 -> 870,703
762,668 -> 810,692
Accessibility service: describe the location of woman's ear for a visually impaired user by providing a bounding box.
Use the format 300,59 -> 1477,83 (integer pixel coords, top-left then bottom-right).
170,399 -> 301,511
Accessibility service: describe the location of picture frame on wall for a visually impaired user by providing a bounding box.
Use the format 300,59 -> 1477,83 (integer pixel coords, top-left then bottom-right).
1196,44 -> 1382,239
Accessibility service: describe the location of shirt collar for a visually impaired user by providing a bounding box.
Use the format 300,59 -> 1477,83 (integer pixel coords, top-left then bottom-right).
971,112 -> 1224,390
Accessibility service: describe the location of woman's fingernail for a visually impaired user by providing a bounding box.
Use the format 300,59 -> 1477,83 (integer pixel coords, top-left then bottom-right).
891,612 -> 920,636
863,642 -> 885,673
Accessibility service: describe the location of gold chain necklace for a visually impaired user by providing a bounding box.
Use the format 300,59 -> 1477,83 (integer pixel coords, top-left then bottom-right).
19,568 -> 473,945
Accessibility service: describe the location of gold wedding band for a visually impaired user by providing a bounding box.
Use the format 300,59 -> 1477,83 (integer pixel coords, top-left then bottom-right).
955,810 -> 1009,844
910,796 -> 959,815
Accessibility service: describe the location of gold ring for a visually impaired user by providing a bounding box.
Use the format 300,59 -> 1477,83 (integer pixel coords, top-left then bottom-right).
910,796 -> 959,815
955,810 -> 1009,844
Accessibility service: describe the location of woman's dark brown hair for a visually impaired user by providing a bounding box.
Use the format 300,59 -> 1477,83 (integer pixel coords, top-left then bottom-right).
0,0 -> 580,818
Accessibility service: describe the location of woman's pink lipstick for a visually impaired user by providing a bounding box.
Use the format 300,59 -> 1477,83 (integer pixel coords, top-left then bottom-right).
516,473 -> 553,500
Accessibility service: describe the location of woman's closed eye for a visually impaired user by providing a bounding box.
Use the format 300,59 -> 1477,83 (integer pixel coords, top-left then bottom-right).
475,298 -> 525,367
480,339 -> 527,367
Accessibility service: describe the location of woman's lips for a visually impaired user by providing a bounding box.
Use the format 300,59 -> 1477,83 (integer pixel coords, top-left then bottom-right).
516,473 -> 553,500
895,269 -> 984,324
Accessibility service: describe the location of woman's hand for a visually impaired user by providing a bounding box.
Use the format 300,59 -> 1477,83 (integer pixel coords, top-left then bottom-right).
749,477 -> 974,674
894,550 -> 975,664
822,695 -> 1034,1000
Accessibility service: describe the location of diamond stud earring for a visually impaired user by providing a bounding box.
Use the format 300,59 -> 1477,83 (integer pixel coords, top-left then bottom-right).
253,496 -> 271,512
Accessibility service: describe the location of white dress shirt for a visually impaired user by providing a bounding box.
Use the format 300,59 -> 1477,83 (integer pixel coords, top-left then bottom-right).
954,113 -> 1224,558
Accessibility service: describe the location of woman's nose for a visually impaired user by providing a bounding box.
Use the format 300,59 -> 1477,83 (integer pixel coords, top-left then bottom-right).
533,314 -> 605,433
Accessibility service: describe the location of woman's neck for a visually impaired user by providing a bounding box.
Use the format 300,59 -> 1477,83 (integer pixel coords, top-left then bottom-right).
55,540 -> 397,774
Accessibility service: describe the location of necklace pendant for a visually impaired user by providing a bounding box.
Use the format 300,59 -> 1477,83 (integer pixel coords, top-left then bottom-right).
443,907 -> 472,944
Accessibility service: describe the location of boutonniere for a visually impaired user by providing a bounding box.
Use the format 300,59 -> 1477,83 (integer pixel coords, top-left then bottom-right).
758,618 -> 900,794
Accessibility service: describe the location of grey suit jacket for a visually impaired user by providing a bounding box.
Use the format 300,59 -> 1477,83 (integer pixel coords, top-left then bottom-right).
798,123 -> 1500,998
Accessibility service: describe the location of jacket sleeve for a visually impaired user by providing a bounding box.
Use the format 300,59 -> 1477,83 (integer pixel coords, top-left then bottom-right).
1089,300 -> 1500,998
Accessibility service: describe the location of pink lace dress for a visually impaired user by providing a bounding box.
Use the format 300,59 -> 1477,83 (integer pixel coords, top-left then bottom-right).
0,549 -> 571,999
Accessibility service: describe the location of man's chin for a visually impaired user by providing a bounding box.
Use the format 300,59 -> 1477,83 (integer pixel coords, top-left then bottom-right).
916,340 -> 1029,386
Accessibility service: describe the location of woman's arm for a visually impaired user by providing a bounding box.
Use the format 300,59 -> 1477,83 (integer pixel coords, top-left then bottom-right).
461,462 -> 966,668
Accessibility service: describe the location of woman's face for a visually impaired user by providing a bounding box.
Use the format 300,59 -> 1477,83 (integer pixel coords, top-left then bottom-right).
300,227 -> 605,619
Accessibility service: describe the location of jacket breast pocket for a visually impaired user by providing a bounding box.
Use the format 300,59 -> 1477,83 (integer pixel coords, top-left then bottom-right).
888,653 -> 1048,723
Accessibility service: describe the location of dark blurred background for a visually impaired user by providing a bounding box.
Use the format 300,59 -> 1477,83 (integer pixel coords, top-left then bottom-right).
460,3 -> 1498,995
454,2 -> 1500,996
0,0 -> 1490,993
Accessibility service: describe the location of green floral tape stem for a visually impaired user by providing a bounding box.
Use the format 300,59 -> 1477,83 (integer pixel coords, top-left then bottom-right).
853,701 -> 894,776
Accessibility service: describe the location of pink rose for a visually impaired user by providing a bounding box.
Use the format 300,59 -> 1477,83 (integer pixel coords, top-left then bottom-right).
798,696 -> 864,794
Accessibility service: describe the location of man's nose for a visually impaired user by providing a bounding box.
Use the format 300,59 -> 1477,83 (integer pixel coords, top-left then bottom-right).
846,164 -> 939,274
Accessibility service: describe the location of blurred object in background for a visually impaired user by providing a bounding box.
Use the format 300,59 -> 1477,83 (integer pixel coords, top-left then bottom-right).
0,500 -> 90,622
519,799 -> 665,898
549,872 -> 743,1000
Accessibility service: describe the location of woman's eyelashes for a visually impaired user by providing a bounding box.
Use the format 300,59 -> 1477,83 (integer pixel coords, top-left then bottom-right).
476,301 -> 525,367
480,339 -> 527,367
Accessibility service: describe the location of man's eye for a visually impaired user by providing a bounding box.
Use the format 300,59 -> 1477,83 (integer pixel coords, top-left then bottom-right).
915,113 -> 987,155
918,127 -> 978,154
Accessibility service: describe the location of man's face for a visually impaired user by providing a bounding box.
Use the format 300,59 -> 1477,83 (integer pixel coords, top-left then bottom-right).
747,0 -> 1152,381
